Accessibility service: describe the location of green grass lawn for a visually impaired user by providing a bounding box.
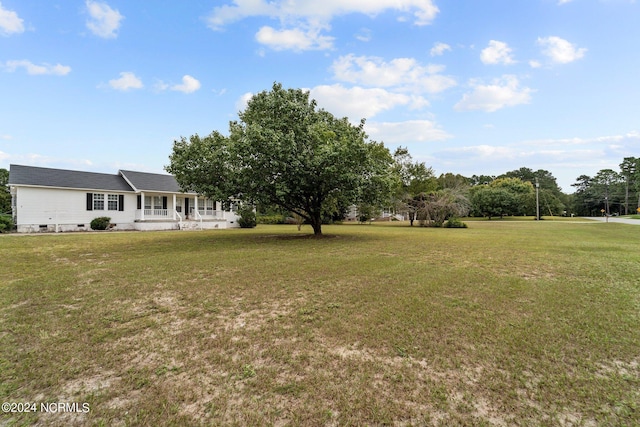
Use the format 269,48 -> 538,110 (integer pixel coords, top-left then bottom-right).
1,221 -> 639,426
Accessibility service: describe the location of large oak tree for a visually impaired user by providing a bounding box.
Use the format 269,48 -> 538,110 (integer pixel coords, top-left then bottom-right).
166,83 -> 395,235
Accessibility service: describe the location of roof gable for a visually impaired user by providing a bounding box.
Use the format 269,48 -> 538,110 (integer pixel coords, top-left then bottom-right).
8,164 -> 134,192
119,170 -> 188,193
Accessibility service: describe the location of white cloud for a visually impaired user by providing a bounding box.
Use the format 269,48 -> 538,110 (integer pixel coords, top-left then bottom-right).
170,75 -> 201,93
235,92 -> 254,113
454,75 -> 533,113
480,40 -> 516,65
430,42 -> 451,56
523,131 -> 640,148
537,36 -> 586,64
108,72 -> 143,91
255,25 -> 334,51
443,144 -> 516,158
0,2 -> 24,35
365,120 -> 452,144
432,131 -> 640,191
207,0 -> 438,51
309,84 -> 427,122
235,84 -> 429,123
85,1 -> 124,39
153,80 -> 169,92
331,54 -> 456,94
207,0 -> 439,29
355,27 -> 372,42
0,152 -> 94,169
4,60 -> 71,75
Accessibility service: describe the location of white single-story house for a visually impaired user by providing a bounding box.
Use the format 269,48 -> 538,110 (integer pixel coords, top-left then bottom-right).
8,164 -> 240,233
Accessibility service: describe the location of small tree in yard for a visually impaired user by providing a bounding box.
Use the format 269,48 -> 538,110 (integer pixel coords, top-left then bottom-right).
167,83 -> 396,236
415,190 -> 469,227
392,147 -> 437,226
356,203 -> 377,224
237,205 -> 257,228
0,168 -> 10,215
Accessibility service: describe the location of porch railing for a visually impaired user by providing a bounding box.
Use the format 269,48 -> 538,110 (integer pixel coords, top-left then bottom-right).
198,209 -> 223,218
135,208 -> 224,221
191,208 -> 224,219
144,209 -> 168,217
135,209 -> 169,220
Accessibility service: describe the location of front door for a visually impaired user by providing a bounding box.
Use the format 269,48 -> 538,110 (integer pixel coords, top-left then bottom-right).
184,198 -> 190,219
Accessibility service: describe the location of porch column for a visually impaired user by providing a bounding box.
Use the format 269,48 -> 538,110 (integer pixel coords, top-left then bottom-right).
172,194 -> 176,220
194,196 -> 198,217
140,191 -> 145,221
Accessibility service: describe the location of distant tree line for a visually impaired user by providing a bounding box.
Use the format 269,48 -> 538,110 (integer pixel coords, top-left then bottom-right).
571,157 -> 640,216
379,154 -> 570,224
165,84 -> 640,232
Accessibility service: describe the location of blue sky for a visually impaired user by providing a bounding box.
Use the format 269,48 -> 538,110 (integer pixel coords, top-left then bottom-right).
1,0 -> 638,192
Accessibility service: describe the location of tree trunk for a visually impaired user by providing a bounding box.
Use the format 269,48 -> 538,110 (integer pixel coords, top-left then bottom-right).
309,210 -> 322,235
311,222 -> 322,235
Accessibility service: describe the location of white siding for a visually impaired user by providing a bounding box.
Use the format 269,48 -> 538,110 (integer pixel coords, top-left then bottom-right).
14,186 -> 137,232
12,185 -> 241,232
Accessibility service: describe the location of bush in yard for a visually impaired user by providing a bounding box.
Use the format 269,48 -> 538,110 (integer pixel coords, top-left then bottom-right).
257,214 -> 286,224
237,206 -> 257,228
444,217 -> 468,228
90,217 -> 111,230
0,214 -> 14,233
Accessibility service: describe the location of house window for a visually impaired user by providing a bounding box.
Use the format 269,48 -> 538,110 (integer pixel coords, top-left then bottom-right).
93,193 -> 104,210
144,196 -> 166,212
205,199 -> 214,214
107,194 -> 118,210
176,198 -> 182,213
153,196 -> 163,210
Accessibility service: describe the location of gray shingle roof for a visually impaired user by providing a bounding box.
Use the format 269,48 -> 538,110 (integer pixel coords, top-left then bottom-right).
8,164 -> 134,192
119,170 -> 188,193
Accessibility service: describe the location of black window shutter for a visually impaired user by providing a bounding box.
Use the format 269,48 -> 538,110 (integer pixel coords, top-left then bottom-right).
119,194 -> 124,211
137,195 -> 141,210
86,193 -> 93,211
162,196 -> 168,210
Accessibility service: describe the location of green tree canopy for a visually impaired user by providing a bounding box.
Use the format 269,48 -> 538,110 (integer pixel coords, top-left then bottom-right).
619,157 -> 640,214
0,168 -> 10,214
437,172 -> 471,191
166,83 -> 395,235
470,186 -> 517,219
500,167 -> 562,194
490,177 -> 535,216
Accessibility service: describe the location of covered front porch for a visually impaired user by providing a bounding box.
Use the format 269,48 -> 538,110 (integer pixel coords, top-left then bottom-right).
134,193 -> 228,222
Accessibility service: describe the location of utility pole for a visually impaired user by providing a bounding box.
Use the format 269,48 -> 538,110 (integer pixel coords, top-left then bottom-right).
604,180 -> 610,223
535,177 -> 540,221
623,163 -> 635,215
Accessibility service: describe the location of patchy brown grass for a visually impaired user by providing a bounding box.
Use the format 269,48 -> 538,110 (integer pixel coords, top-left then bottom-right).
1,221 -> 639,426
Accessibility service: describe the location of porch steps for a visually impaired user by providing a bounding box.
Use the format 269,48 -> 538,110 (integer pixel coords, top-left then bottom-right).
179,220 -> 202,231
